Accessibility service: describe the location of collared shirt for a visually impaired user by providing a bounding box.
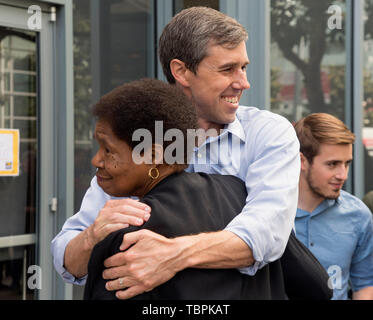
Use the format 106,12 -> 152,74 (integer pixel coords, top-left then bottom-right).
51,106 -> 300,285
295,190 -> 373,300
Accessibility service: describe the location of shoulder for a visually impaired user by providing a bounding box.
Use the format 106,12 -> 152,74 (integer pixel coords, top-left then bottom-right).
236,106 -> 297,140
338,190 -> 373,224
147,172 -> 245,197
237,106 -> 293,128
143,172 -> 247,210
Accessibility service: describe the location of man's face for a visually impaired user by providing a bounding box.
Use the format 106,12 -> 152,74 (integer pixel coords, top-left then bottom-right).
184,41 -> 250,130
302,143 -> 353,201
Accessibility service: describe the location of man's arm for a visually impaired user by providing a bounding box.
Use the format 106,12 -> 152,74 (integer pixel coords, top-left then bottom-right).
350,209 -> 373,299
103,113 -> 300,299
51,177 -> 150,283
103,229 -> 253,299
225,114 -> 300,274
352,286 -> 373,300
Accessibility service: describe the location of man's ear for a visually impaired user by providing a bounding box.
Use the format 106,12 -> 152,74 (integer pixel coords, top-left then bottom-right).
170,59 -> 191,88
300,152 -> 309,171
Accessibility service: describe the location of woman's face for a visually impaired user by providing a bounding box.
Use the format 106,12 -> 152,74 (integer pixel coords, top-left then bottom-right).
91,119 -> 150,197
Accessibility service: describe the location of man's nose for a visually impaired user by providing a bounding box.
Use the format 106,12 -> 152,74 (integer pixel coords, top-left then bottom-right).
336,165 -> 349,181
232,70 -> 250,90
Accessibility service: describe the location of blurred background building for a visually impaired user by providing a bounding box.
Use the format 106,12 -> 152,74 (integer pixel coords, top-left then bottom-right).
0,0 -> 372,299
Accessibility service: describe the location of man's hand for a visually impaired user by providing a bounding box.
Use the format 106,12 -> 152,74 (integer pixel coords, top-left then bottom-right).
103,229 -> 185,299
102,230 -> 253,300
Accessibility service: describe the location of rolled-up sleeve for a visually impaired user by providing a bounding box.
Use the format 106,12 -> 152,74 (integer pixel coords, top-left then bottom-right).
350,212 -> 373,292
51,177 -> 110,285
225,115 -> 300,275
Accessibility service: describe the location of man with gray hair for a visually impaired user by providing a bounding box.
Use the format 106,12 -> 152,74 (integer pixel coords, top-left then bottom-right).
52,7 -> 300,299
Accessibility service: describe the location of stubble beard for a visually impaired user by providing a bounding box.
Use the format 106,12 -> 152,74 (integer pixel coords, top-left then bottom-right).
306,169 -> 341,201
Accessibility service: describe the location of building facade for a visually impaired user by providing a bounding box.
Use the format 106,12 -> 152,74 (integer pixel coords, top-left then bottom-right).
0,0 -> 371,300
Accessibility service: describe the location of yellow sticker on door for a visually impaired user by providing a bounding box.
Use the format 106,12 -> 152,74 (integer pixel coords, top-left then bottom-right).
0,129 -> 19,176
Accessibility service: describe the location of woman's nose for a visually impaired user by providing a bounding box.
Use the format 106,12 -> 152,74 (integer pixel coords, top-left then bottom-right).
91,149 -> 104,168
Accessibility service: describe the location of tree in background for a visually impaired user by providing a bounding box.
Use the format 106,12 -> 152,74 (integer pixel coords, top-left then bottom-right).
271,0 -> 345,116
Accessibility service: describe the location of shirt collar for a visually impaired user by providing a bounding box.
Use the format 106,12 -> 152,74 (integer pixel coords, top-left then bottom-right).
223,116 -> 246,142
297,198 -> 338,218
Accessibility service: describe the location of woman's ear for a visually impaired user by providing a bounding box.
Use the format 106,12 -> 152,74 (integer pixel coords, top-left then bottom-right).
152,144 -> 164,165
170,59 -> 191,88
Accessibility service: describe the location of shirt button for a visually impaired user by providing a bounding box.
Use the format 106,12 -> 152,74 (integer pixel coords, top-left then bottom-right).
310,242 -> 314,247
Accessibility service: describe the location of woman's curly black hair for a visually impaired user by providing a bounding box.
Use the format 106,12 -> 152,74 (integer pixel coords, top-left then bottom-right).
92,78 -> 198,170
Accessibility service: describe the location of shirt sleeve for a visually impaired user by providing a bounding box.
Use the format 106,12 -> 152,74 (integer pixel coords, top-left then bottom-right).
350,210 -> 373,292
51,176 -> 110,285
225,116 -> 300,275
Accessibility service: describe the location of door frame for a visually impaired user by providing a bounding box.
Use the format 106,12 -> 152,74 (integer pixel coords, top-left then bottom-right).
0,0 -> 73,300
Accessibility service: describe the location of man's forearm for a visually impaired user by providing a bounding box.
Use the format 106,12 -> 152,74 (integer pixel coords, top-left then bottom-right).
64,228 -> 95,279
352,286 -> 373,300
173,230 -> 254,270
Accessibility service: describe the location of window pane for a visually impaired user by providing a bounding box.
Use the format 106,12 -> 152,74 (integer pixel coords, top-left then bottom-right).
174,0 -> 219,13
13,119 -> 36,140
364,0 -> 373,196
13,74 -> 36,93
270,0 -> 346,123
3,72 -> 10,91
14,96 -> 36,117
72,0 -> 155,209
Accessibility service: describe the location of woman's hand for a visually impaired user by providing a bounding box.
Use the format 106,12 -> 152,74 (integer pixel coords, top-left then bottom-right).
85,198 -> 151,249
64,198 -> 151,279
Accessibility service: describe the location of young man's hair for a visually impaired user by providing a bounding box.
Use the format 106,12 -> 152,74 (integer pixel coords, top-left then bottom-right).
92,78 -> 198,171
294,113 -> 355,164
159,6 -> 248,84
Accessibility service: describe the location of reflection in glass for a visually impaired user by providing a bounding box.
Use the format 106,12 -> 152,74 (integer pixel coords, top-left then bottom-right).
13,74 -> 36,93
270,0 -> 346,123
0,27 -> 37,300
72,0 -> 156,299
363,0 -> 373,196
73,0 -> 156,213
14,96 -> 36,117
174,0 -> 219,13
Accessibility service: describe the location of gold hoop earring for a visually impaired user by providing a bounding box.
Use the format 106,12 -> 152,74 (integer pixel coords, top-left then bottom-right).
148,167 -> 160,180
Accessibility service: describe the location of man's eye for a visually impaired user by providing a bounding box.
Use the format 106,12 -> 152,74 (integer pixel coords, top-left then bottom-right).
327,162 -> 336,167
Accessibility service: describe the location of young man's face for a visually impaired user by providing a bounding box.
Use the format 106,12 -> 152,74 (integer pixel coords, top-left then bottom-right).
184,41 -> 250,130
302,143 -> 353,201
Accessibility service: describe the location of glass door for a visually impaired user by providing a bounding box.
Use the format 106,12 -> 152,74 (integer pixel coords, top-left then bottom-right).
0,1 -> 57,300
0,23 -> 38,302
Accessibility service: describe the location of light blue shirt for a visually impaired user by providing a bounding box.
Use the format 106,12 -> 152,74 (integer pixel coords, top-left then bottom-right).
295,190 -> 373,300
51,106 -> 300,285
